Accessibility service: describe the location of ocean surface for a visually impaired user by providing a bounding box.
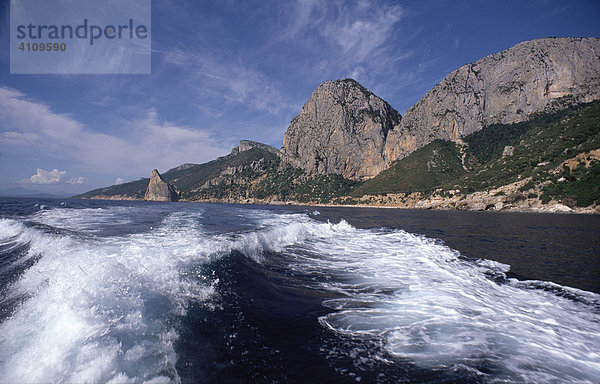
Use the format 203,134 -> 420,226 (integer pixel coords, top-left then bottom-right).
0,197 -> 599,384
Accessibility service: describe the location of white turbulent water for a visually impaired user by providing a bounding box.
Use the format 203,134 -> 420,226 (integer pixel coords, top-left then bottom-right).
0,209 -> 219,383
30,206 -> 135,233
0,207 -> 599,383
247,213 -> 600,383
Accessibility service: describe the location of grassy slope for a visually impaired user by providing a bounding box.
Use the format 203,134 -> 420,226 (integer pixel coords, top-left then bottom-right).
166,148 -> 278,199
246,157 -> 361,203
75,148 -> 278,200
541,160 -> 600,206
454,101 -> 600,199
75,178 -> 149,199
351,140 -> 466,196
351,101 -> 600,206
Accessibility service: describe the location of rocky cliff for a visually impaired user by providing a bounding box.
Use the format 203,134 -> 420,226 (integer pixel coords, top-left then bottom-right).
383,37 -> 600,164
77,37 -> 600,212
279,79 -> 401,180
144,169 -> 178,201
231,140 -> 278,156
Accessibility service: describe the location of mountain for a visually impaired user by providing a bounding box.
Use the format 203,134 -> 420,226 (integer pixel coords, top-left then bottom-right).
0,187 -> 71,198
76,138 -> 360,204
351,101 -> 600,211
77,37 -> 600,212
279,79 -> 401,180
76,141 -> 281,202
282,38 -> 600,179
383,37 -> 600,165
144,169 -> 179,201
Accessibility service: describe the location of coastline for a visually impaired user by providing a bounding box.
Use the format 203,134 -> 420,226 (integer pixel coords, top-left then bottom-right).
82,195 -> 600,215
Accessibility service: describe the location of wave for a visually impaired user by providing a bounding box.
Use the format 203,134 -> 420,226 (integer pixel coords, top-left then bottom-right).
266,217 -> 600,383
0,209 -> 217,383
0,206 -> 598,383
192,209 -> 600,382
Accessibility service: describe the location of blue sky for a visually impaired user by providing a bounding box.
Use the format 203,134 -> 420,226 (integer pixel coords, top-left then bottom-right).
1,0 -> 599,195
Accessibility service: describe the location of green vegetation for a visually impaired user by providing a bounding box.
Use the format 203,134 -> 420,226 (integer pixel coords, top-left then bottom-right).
252,158 -> 305,200
464,117 -> 540,164
452,101 -> 600,195
75,147 -> 278,200
352,140 -> 466,196
168,148 -> 278,200
349,101 -> 600,207
252,158 -> 361,203
293,174 -> 361,203
541,160 -> 600,207
75,178 -> 149,199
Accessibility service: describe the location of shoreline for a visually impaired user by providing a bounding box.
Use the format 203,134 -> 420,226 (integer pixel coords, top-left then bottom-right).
78,195 -> 600,215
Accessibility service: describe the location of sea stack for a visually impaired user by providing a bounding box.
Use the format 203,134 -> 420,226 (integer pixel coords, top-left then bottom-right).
144,169 -> 178,202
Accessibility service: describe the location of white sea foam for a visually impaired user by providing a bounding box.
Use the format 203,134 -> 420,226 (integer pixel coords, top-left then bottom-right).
0,219 -> 24,239
30,206 -> 137,233
1,208 -> 599,383
0,209 -> 217,383
259,218 -> 600,383
0,210 -> 360,383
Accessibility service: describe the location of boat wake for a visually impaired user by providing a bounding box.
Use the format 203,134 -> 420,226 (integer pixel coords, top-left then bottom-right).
0,204 -> 598,383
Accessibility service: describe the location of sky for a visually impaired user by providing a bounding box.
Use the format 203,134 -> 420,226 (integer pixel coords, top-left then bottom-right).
0,0 -> 599,195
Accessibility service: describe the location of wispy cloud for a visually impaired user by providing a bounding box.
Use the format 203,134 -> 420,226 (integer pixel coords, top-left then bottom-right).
0,87 -> 229,178
320,1 -> 404,62
159,47 -> 295,116
153,0 -> 407,120
275,0 -> 407,82
150,0 -> 411,132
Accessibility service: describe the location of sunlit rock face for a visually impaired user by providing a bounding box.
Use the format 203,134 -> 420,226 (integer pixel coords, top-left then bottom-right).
145,169 -> 178,201
384,37 -> 600,165
280,79 -> 401,180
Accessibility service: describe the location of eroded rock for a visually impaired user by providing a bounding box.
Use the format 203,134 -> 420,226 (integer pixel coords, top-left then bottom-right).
144,169 -> 178,202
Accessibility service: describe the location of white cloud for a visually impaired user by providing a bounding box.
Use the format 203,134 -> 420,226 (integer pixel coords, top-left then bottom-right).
0,87 -> 230,178
161,48 -> 294,116
28,169 -> 66,184
320,3 -> 404,62
280,1 -> 405,73
114,177 -> 125,185
69,176 -> 86,185
25,168 -> 86,185
154,0 -> 408,127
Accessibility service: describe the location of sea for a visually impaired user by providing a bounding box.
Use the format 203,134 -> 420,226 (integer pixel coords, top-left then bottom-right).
0,197 -> 599,384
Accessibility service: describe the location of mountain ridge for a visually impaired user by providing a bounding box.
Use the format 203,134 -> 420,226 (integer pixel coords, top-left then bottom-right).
75,37 -> 600,212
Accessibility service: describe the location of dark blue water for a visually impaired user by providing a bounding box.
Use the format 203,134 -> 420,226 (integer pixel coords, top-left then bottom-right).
0,197 -> 599,383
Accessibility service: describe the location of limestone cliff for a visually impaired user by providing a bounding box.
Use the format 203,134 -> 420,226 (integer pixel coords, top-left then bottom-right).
77,37 -> 600,211
231,140 -> 278,156
144,169 -> 178,202
384,37 -> 600,164
279,79 -> 401,180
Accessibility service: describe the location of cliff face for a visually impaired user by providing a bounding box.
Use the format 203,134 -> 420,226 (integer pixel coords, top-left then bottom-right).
279,79 -> 401,180
384,37 -> 600,164
78,37 -> 600,211
144,169 -> 178,202
279,38 -> 600,179
231,140 -> 278,156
